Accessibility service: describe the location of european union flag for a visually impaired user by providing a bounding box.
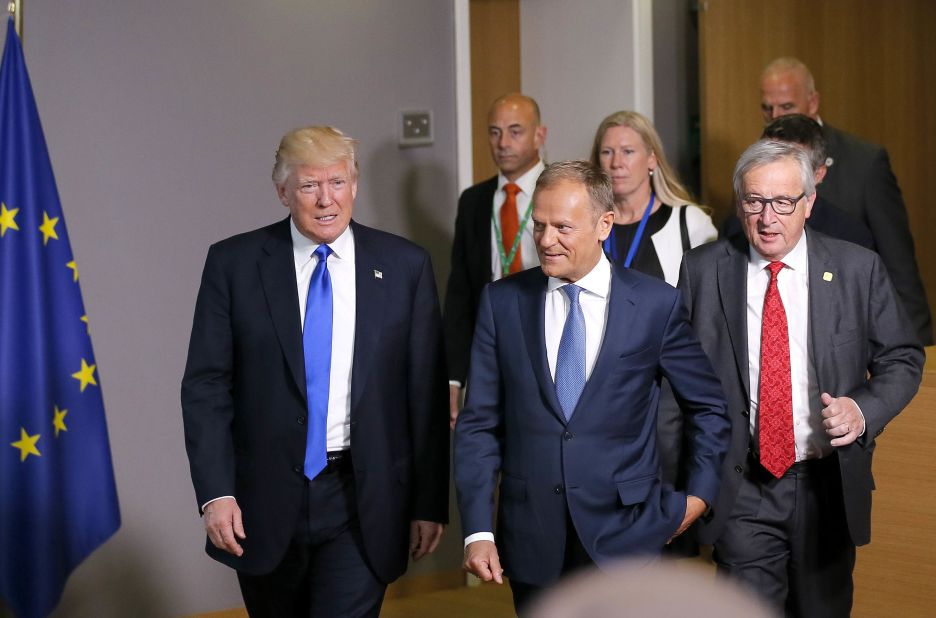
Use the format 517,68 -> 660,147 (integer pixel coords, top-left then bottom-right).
0,18 -> 120,618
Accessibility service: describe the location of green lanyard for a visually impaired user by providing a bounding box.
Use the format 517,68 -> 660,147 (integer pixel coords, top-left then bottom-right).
492,195 -> 535,276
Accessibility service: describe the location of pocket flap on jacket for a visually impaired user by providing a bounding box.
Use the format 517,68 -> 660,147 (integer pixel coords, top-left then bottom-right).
616,475 -> 656,506
500,474 -> 527,501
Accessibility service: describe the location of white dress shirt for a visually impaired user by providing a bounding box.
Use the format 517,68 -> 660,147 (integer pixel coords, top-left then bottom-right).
464,253 -> 612,548
489,160 -> 545,280
745,232 -> 830,461
292,218 -> 356,452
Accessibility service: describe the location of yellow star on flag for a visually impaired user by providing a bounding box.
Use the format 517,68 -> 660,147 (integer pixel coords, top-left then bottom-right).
38,211 -> 60,245
66,260 -> 79,282
0,202 -> 19,237
53,405 -> 69,437
81,314 -> 90,334
11,428 -> 41,461
71,358 -> 98,392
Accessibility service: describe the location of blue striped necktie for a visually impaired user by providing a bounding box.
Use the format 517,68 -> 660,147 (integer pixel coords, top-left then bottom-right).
303,244 -> 333,479
555,284 -> 586,421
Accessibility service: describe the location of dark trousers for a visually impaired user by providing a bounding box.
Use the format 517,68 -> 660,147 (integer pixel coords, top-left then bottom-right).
509,511 -> 594,617
714,453 -> 855,618
237,455 -> 386,618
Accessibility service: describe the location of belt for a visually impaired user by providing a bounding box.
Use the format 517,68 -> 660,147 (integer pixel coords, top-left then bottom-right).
324,450 -> 352,472
747,449 -> 830,477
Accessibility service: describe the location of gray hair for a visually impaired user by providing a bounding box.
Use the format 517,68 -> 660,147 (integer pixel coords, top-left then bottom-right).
534,160 -> 613,219
732,140 -> 816,204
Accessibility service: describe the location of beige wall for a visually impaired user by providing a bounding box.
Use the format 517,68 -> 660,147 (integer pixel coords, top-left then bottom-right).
0,2 -> 460,616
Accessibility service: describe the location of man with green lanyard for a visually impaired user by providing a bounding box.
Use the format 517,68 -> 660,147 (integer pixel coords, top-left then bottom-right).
444,93 -> 548,429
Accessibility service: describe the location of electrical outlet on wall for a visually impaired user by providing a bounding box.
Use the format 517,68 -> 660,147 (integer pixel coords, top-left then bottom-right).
399,110 -> 433,147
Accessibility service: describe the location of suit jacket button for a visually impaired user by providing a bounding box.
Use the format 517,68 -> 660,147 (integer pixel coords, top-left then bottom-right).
293,465 -> 302,474
741,409 -> 750,417
734,465 -> 743,474
563,431 -> 573,440
554,484 -> 564,494
297,416 -> 306,425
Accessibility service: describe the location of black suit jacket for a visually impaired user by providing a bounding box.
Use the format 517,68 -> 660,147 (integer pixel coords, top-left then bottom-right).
443,176 -> 498,384
182,218 -> 449,581
678,231 -> 924,547
819,124 -> 932,345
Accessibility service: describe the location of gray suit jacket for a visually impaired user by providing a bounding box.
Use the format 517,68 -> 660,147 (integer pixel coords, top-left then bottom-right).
677,230 -> 923,546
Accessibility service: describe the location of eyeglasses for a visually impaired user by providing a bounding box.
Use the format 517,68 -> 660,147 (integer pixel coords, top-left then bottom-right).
740,193 -> 806,215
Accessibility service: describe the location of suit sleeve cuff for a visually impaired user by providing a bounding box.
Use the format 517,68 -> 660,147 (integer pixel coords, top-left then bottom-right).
855,401 -> 867,437
464,531 -> 494,549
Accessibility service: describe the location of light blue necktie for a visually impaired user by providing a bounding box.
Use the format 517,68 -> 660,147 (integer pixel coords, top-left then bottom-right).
303,244 -> 333,479
555,284 -> 586,421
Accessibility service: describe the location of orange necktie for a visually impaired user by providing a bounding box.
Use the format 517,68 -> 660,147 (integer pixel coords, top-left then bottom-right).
500,182 -> 523,274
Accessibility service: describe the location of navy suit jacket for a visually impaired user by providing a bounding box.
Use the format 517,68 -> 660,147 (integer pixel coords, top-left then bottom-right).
678,231 -> 924,546
182,218 -> 449,581
454,262 -> 729,586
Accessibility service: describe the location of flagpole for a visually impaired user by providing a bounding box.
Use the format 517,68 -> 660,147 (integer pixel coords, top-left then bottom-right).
7,0 -> 22,42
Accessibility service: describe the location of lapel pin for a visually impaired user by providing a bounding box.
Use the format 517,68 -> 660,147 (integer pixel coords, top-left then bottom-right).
374,269 -> 383,279
823,271 -> 833,282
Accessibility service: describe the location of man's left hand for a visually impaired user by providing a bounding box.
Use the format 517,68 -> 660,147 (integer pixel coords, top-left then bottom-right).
821,392 -> 864,447
410,520 -> 444,561
668,495 -> 707,543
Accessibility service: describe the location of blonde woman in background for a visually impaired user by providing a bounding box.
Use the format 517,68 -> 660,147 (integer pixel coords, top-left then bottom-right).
590,110 -> 715,286
591,112 -> 717,556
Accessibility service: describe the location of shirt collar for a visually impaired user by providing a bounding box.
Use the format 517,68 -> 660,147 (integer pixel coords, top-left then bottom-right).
290,217 -> 355,266
498,159 -> 545,196
547,251 -> 611,299
747,227 -> 809,275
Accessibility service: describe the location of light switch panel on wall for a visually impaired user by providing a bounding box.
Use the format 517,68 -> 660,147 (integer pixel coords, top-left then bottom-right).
399,110 -> 433,147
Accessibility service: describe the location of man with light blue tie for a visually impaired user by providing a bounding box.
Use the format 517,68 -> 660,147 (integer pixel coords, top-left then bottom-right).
182,126 -> 449,617
453,160 -> 730,614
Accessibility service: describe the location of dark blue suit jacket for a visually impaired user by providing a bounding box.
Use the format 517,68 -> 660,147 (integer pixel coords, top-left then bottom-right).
182,218 -> 449,581
454,261 -> 729,586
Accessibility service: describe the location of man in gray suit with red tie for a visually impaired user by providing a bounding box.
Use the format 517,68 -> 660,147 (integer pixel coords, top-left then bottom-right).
679,140 -> 923,616
182,126 -> 449,617
454,161 -> 730,614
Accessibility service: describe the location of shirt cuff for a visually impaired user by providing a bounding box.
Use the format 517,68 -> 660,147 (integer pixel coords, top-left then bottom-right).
449,380 -> 463,388
202,496 -> 236,513
464,531 -> 494,549
855,401 -> 867,437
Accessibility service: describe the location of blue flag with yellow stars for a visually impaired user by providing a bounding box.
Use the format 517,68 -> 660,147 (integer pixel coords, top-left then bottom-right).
0,17 -> 120,618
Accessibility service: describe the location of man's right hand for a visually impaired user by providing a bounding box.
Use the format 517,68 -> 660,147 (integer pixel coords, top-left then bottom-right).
204,497 -> 245,557
464,540 -> 504,584
449,384 -> 462,430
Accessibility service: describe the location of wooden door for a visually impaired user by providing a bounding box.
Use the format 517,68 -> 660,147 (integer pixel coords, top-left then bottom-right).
470,0 -> 521,183
699,3 -> 936,616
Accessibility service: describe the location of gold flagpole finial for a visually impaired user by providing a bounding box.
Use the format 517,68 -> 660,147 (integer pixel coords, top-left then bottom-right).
7,0 -> 22,40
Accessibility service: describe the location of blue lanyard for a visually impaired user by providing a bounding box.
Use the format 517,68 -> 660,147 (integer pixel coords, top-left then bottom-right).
603,193 -> 655,268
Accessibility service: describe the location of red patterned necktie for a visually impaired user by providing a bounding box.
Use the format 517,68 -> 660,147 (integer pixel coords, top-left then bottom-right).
500,183 -> 523,274
758,261 -> 794,478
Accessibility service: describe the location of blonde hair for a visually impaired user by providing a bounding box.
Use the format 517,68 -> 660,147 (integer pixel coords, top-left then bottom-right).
272,126 -> 358,186
589,110 -> 699,209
